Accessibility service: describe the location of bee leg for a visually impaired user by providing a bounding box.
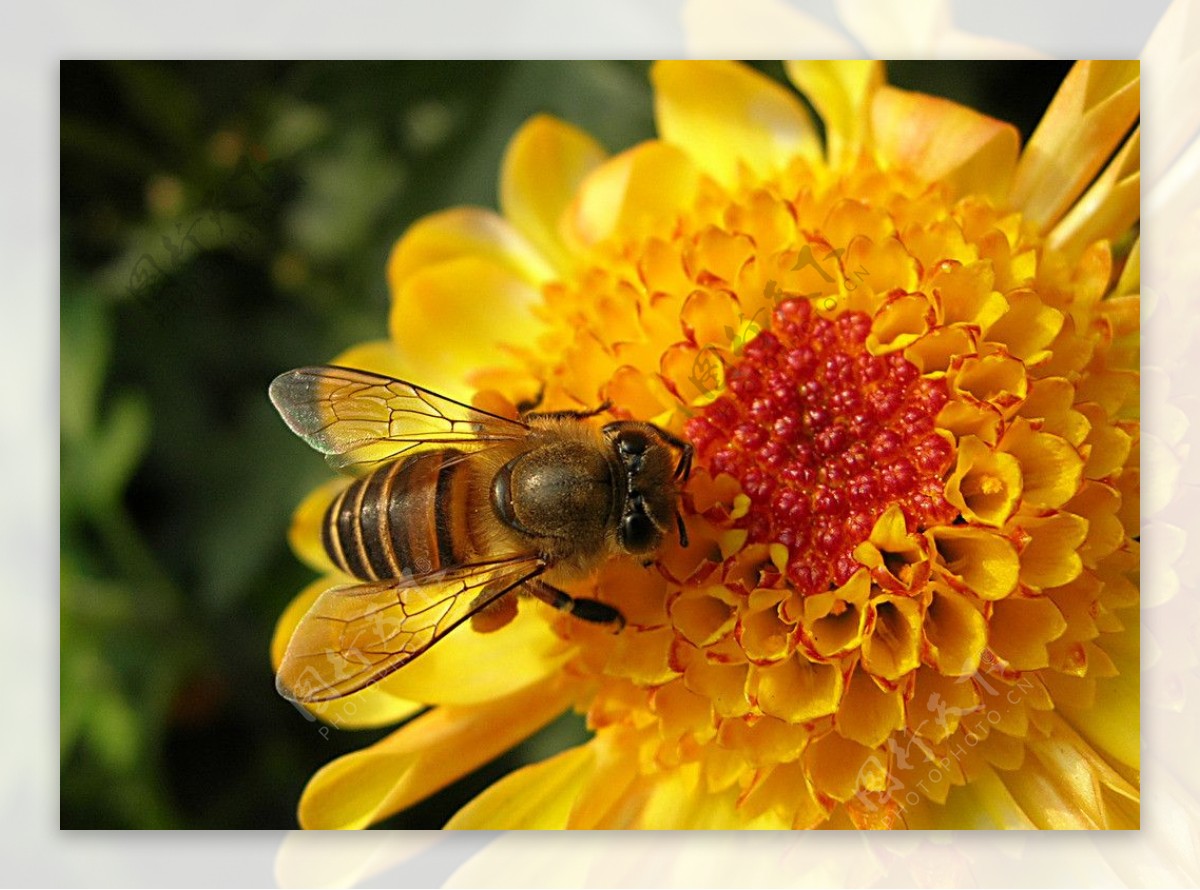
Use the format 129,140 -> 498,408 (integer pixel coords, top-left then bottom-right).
527,579 -> 626,632
516,387 -> 545,414
522,401 -> 613,422
654,427 -> 694,480
467,588 -> 519,633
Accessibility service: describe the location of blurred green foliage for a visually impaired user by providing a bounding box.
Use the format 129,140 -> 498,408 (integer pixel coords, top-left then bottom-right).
60,60 -> 1070,828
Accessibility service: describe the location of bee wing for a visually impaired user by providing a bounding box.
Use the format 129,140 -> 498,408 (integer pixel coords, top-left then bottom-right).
269,365 -> 531,473
276,557 -> 544,702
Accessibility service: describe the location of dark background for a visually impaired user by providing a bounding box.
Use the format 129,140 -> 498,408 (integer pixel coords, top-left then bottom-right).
60,59 -> 1072,829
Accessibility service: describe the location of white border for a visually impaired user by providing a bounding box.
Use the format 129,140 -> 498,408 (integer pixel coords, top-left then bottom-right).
25,0 -> 1195,886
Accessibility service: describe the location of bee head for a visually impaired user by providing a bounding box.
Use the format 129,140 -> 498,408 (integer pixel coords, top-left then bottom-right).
604,422 -> 692,553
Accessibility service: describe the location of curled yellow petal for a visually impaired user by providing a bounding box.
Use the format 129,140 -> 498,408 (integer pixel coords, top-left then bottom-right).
866,292 -> 933,355
750,653 -> 843,724
923,584 -> 987,677
983,288 -> 1065,363
861,593 -> 923,682
945,435 -> 1023,528
669,585 -> 738,648
797,569 -> 870,659
909,666 -> 979,744
929,525 -> 1019,601
738,759 -> 828,830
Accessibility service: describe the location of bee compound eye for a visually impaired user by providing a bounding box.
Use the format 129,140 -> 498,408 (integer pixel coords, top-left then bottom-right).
620,512 -> 656,552
616,430 -> 648,456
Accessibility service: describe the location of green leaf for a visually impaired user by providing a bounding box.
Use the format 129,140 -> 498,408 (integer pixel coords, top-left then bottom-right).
83,393 -> 151,512
60,287 -> 111,443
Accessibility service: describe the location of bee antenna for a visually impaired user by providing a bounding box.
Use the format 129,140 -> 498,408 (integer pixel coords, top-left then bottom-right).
675,510 -> 689,548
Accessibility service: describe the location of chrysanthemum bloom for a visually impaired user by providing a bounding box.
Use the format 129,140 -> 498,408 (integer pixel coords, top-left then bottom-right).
273,60 -> 1140,829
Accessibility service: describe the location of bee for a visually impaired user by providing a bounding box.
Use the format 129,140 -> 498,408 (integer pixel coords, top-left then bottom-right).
269,366 -> 692,703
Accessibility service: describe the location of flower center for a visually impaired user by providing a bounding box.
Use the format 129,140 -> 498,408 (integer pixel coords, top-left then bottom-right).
686,297 -> 956,595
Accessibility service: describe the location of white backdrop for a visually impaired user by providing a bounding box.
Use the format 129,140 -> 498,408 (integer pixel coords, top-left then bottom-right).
17,0 -> 1194,886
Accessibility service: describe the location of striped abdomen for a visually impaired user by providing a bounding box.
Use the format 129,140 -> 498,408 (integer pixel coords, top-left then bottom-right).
322,449 -> 477,581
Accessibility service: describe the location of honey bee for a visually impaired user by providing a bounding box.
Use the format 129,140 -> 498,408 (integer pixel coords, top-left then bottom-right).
269,366 -> 692,702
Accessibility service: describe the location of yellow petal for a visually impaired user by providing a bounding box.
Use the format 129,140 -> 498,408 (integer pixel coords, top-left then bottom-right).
560,729 -> 646,829
1115,237 -> 1139,297
300,679 -> 574,829
625,762 -> 757,828
1010,61 -> 1140,232
988,595 -> 1067,670
500,115 -> 607,272
1049,127 -> 1140,259
605,625 -> 678,686
566,140 -> 701,250
372,598 -> 572,706
940,766 -> 1037,829
866,292 -> 933,355
738,760 -> 828,830
683,658 -> 751,719
330,339 -> 411,377
387,207 -> 553,294
717,714 -> 807,768
1011,713 -> 1139,829
950,349 -> 1029,415
983,288 -> 1065,363
783,61 -> 884,164
734,587 -> 791,665
835,666 -> 905,748
1078,402 -> 1133,480
1014,511 -> 1089,591
654,679 -> 717,748
750,654 -> 844,724
287,477 -> 349,574
908,666 -> 979,744
1057,609 -> 1139,771
1018,377 -> 1091,448
651,60 -> 820,189
871,86 -> 1019,202
1066,482 -> 1124,569
803,731 -> 875,803
445,741 -> 595,829
388,254 -> 542,400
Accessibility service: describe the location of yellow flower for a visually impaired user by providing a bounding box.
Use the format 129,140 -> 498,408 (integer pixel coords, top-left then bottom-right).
273,60 -> 1140,829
